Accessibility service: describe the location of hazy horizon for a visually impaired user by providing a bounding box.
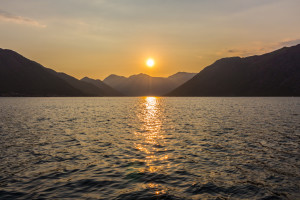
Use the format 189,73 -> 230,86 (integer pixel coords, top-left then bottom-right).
1,0 -> 300,79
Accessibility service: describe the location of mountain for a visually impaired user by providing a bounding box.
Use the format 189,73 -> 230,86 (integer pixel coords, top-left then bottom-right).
168,72 -> 198,88
0,48 -> 122,96
103,72 -> 197,96
81,77 -> 123,96
102,74 -> 128,90
168,44 -> 300,96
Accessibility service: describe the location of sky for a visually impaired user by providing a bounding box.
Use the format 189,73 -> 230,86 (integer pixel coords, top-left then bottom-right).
0,0 -> 300,80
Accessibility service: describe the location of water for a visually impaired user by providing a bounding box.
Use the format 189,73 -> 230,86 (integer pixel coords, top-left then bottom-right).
0,97 -> 299,200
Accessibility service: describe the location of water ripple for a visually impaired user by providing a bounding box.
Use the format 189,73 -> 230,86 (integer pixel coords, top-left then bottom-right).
0,97 -> 299,199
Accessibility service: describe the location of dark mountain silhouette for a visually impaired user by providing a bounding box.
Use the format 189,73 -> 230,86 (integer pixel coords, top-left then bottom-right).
103,74 -> 128,89
0,48 -> 122,96
168,72 -> 198,88
81,77 -> 123,96
102,72 -> 197,96
168,44 -> 300,96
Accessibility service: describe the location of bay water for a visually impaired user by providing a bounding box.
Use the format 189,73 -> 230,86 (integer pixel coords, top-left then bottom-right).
0,97 -> 299,199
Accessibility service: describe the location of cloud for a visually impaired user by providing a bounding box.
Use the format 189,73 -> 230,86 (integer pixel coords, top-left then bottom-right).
225,49 -> 250,56
227,49 -> 239,53
218,44 -> 273,58
0,10 -> 46,28
279,39 -> 300,47
221,38 -> 300,58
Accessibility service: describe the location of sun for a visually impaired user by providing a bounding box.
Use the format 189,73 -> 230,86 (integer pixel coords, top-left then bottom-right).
146,58 -> 155,67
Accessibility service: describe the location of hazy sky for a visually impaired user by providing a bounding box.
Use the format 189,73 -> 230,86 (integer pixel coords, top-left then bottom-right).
0,0 -> 300,79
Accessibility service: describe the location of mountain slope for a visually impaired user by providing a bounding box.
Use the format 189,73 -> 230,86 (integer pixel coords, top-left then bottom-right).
0,49 -> 84,96
81,77 -> 123,96
168,72 -> 197,88
103,72 -> 196,96
103,74 -> 128,90
168,44 -> 300,96
0,48 -> 121,96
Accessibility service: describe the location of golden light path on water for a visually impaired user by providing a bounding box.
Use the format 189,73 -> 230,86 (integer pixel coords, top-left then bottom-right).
134,97 -> 168,195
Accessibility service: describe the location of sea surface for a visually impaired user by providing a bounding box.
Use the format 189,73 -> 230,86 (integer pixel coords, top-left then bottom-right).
0,97 -> 299,200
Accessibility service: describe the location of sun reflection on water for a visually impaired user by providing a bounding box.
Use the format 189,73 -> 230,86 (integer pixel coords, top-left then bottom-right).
135,97 -> 165,157
134,97 -> 169,195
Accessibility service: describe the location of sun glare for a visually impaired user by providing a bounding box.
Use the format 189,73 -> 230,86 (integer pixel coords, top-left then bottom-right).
146,58 -> 155,67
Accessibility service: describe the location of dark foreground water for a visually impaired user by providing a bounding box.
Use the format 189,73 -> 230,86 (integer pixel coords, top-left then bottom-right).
0,97 -> 299,200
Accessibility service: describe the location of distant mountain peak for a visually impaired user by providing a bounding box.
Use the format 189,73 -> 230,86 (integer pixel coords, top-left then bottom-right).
107,74 -> 123,77
81,76 -> 91,80
102,72 -> 197,96
80,76 -> 123,96
168,72 -> 197,78
81,76 -> 100,82
128,73 -> 151,79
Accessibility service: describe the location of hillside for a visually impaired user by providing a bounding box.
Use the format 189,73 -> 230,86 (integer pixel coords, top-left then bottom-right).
0,48 -> 122,97
168,44 -> 300,96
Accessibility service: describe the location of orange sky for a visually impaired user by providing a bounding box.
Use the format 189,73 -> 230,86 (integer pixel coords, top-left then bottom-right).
0,0 -> 300,79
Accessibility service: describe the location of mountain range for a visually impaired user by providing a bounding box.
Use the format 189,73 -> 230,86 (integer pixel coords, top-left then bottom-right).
100,72 -> 197,96
0,44 -> 299,97
168,44 -> 300,96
